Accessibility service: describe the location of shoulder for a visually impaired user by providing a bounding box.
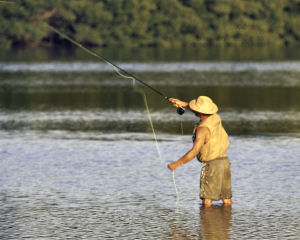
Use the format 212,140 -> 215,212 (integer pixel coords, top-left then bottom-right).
193,126 -> 209,146
196,126 -> 210,139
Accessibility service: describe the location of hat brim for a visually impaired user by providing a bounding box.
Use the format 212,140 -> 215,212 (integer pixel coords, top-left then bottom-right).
189,99 -> 218,114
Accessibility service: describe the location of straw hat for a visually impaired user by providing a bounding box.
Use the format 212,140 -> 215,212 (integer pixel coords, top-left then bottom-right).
189,96 -> 218,114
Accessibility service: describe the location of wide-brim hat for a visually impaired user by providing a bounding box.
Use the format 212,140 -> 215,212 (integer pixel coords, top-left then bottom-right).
189,96 -> 218,114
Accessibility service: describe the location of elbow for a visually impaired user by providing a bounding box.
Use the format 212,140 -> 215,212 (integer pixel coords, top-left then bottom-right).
189,148 -> 200,159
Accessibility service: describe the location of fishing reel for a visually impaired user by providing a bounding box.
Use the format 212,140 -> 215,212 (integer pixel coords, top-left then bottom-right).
177,107 -> 185,115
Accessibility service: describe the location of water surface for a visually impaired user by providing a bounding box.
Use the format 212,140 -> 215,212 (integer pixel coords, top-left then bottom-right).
0,47 -> 300,239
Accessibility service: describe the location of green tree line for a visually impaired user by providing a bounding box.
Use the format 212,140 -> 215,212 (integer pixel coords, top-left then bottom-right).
0,0 -> 299,49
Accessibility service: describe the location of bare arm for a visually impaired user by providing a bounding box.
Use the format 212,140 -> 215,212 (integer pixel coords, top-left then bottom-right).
168,98 -> 189,108
168,127 -> 209,171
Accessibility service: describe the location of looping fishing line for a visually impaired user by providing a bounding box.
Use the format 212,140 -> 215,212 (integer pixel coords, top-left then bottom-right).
142,93 -> 163,163
173,171 -> 179,202
131,76 -> 179,201
180,120 -> 184,135
46,24 -> 179,201
132,84 -> 179,200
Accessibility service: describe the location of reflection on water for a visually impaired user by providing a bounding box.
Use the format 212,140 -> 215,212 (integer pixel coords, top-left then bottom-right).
1,49 -> 300,239
200,206 -> 232,240
1,61 -> 300,135
169,206 -> 232,240
0,46 -> 299,62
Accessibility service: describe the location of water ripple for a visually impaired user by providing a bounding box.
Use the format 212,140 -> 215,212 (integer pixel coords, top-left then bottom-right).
0,136 -> 299,239
0,110 -> 299,135
1,61 -> 300,72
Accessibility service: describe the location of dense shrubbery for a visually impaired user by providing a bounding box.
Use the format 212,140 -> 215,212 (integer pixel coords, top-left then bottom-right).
0,0 -> 299,49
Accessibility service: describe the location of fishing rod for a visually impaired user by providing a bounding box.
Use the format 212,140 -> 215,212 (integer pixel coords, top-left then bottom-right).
47,24 -> 185,115
46,24 -> 181,200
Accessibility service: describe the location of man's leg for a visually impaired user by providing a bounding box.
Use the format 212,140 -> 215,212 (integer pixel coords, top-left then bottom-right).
221,158 -> 232,205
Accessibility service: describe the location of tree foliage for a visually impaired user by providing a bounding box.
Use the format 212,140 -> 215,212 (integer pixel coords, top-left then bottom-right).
0,0 -> 299,49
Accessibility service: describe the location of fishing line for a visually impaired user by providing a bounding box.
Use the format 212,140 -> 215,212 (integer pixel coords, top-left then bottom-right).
115,61 -> 163,163
134,81 -> 179,200
47,24 -> 186,115
47,24 -> 168,100
46,24 -> 179,200
172,171 -> 180,202
180,121 -> 184,135
142,93 -> 163,163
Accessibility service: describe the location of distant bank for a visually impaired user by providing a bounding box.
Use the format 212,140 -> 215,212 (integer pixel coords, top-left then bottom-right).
0,0 -> 299,50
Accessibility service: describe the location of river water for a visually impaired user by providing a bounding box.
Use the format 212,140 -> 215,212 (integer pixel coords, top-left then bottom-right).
0,47 -> 300,239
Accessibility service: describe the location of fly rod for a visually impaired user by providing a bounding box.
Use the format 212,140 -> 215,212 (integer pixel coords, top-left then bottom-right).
46,24 -> 181,200
47,24 -> 185,115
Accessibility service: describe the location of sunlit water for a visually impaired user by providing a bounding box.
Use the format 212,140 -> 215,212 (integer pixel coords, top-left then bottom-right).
1,57 -> 300,239
1,134 -> 299,239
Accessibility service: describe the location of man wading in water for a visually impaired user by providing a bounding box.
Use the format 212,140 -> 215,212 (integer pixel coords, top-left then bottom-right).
167,96 -> 232,206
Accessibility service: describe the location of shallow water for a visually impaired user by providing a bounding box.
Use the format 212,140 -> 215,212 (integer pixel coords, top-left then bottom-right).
1,134 -> 299,239
1,48 -> 300,239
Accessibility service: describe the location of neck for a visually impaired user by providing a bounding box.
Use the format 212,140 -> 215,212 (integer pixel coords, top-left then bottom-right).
199,113 -> 211,121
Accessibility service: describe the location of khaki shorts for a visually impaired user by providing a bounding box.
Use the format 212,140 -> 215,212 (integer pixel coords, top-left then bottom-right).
200,157 -> 232,200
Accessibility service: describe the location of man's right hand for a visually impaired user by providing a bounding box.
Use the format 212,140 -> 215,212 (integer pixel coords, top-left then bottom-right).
168,98 -> 188,108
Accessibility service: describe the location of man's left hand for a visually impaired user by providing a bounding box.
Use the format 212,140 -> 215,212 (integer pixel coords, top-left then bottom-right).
168,161 -> 179,171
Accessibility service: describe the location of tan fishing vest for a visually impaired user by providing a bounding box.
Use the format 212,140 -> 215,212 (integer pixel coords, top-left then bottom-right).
193,114 -> 230,162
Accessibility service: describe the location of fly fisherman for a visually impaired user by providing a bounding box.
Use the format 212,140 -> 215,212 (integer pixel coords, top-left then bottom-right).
167,96 -> 232,206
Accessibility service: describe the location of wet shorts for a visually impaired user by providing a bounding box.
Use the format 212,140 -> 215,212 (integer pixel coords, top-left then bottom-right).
200,157 -> 232,201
